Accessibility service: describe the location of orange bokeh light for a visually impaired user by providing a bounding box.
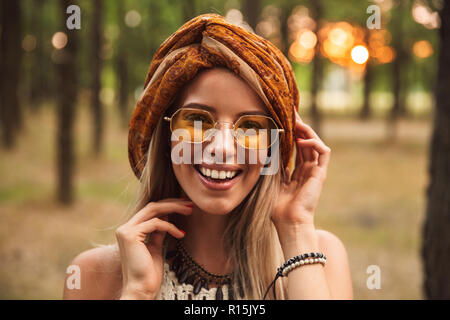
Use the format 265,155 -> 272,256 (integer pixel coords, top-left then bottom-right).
298,29 -> 317,49
412,40 -> 433,59
289,40 -> 315,64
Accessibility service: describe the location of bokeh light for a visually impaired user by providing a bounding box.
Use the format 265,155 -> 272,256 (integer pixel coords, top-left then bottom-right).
289,39 -> 315,64
225,9 -> 252,32
412,0 -> 440,29
125,10 -> 141,28
22,35 -> 37,52
287,5 -> 316,42
51,32 -> 68,50
374,46 -> 395,64
351,45 -> 369,64
298,29 -> 317,49
413,40 -> 433,58
329,28 -> 349,47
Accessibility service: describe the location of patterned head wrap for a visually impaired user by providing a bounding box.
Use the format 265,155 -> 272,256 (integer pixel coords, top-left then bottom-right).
128,13 -> 299,179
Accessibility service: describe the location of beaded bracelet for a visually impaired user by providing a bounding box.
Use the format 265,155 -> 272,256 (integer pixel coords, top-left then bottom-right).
263,252 -> 327,300
279,252 -> 327,277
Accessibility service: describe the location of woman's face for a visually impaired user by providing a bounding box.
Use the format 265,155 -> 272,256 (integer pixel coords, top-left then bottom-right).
170,67 -> 270,215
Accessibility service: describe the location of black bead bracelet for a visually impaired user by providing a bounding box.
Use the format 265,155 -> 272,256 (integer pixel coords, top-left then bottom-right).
263,252 -> 327,300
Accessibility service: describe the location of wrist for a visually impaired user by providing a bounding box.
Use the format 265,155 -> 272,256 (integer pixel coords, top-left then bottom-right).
273,212 -> 315,234
276,223 -> 320,259
275,222 -> 316,242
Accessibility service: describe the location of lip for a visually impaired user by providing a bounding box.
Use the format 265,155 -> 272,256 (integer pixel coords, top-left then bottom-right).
197,162 -> 242,172
194,165 -> 242,191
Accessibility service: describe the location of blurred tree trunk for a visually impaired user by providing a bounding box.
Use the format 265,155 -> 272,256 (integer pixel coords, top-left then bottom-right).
0,0 -> 23,149
56,0 -> 79,205
243,0 -> 262,32
388,59 -> 401,141
116,0 -> 129,129
309,0 -> 323,136
422,0 -> 450,299
91,0 -> 103,156
360,30 -> 372,120
30,0 -> 46,111
387,0 -> 407,142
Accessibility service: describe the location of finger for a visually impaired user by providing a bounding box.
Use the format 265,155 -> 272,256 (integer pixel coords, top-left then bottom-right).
296,136 -> 315,162
294,122 -> 316,162
290,141 -> 303,182
296,139 -> 331,169
128,201 -> 194,226
140,218 -> 186,241
295,139 -> 304,164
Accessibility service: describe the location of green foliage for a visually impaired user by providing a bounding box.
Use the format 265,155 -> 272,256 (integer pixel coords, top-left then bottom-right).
17,0 -> 439,112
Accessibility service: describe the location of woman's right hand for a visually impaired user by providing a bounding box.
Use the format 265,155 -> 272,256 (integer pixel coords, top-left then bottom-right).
115,198 -> 193,299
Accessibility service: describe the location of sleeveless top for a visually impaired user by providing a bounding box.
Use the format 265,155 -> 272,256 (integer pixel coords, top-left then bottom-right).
155,240 -> 241,300
156,261 -> 237,300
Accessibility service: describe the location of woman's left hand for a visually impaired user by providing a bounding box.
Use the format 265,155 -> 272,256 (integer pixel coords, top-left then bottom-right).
271,112 -> 331,227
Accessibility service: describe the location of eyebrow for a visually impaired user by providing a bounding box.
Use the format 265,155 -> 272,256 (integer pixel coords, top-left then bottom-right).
181,102 -> 269,118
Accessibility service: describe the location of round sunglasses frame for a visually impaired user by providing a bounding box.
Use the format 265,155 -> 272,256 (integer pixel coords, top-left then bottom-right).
163,107 -> 284,149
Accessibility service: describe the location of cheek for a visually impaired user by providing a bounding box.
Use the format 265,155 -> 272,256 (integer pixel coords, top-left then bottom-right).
243,163 -> 263,185
171,163 -> 200,203
170,142 -> 194,183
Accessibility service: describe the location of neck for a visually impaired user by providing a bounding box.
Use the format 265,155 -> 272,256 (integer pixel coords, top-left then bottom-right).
174,204 -> 234,275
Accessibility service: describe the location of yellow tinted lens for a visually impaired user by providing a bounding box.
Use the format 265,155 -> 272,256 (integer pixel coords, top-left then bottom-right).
171,109 -> 214,142
235,115 -> 277,149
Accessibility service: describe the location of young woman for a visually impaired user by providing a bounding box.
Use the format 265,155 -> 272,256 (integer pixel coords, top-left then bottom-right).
63,13 -> 353,300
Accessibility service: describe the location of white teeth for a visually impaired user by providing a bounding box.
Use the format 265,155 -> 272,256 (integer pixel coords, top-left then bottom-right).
197,166 -> 239,180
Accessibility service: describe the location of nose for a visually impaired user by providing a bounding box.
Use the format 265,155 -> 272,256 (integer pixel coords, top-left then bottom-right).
204,121 -> 236,163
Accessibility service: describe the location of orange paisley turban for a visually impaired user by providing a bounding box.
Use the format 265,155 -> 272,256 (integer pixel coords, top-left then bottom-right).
128,13 -> 299,179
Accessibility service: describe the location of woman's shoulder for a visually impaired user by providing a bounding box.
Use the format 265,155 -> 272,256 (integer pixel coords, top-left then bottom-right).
315,228 -> 349,265
63,243 -> 123,300
316,229 -> 345,249
315,228 -> 353,299
69,243 -> 122,272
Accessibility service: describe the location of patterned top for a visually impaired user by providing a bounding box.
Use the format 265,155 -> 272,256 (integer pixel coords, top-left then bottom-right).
156,262 -> 236,300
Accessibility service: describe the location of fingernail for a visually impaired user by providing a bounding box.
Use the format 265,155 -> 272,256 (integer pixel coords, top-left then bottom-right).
180,230 -> 186,235
185,204 -> 194,208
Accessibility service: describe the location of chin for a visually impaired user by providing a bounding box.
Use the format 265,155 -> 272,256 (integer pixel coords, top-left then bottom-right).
194,197 -> 239,215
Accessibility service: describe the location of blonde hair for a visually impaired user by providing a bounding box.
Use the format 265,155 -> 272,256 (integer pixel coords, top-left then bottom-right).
127,104 -> 289,300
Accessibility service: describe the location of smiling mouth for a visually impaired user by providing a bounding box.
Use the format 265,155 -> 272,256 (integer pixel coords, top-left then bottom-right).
193,164 -> 243,182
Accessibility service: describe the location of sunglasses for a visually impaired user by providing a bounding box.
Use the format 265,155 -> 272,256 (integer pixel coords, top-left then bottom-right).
163,108 -> 284,150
